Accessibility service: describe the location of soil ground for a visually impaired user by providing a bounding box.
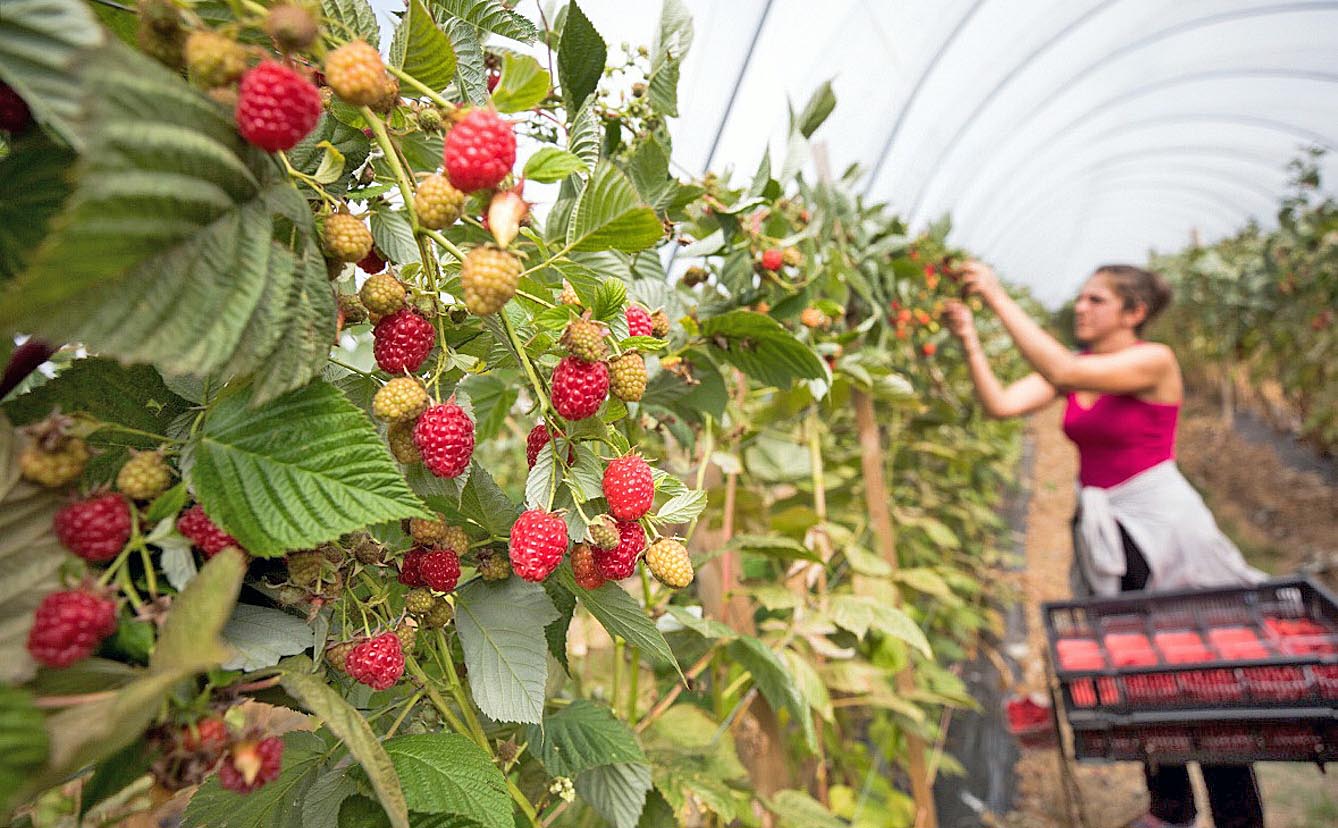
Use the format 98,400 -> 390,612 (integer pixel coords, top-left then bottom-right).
999,397 -> 1338,828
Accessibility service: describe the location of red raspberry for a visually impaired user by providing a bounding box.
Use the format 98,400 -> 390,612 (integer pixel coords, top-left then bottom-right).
0,82 -> 33,133
373,308 -> 434,373
345,632 -> 404,690
760,248 -> 784,271
413,402 -> 475,478
420,548 -> 461,593
443,108 -> 516,192
398,547 -> 429,586
921,342 -> 937,357
54,493 -> 132,562
551,356 -> 608,421
26,589 -> 118,668
625,304 -> 653,338
177,504 -> 242,557
235,61 -> 322,152
525,423 -> 575,469
357,247 -> 386,274
182,717 -> 231,754
219,737 -> 284,794
602,454 -> 654,521
571,543 -> 605,590
508,509 -> 568,582
593,520 -> 644,581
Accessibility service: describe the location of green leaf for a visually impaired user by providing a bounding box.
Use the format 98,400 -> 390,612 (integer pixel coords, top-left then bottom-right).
371,209 -> 421,265
781,648 -> 833,723
322,0 -> 382,45
556,566 -> 681,675
0,0 -> 104,146
435,15 -> 488,106
642,706 -> 745,821
430,0 -> 538,43
828,595 -> 931,657
700,311 -> 826,388
301,765 -> 361,828
557,0 -> 606,110
652,489 -> 707,524
391,0 -> 458,92
528,699 -> 645,778
0,135 -> 74,281
190,380 -> 429,557
726,636 -> 816,752
543,579 -> 575,674
576,762 -> 653,828
183,732 -> 327,828
490,52 -> 549,113
0,687 -> 48,810
647,0 -> 693,117
523,436 -> 557,510
1,41 -> 336,403
220,604 -> 316,671
767,789 -> 848,828
151,548 -> 246,672
454,578 -> 558,724
566,163 -> 664,253
79,738 -> 150,818
288,115 -> 370,198
567,96 -> 601,169
522,147 -> 588,183
457,374 -> 515,442
727,533 -> 821,563
457,463 -> 521,538
664,606 -> 735,641
382,734 -> 510,828
282,658 -> 409,828
793,80 -> 836,138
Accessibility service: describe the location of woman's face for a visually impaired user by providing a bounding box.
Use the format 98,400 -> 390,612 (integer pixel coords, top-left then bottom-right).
1072,273 -> 1143,343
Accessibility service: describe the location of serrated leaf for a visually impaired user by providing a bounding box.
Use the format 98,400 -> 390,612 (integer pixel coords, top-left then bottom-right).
491,51 -> 549,113
183,732 -> 327,828
592,277 -> 629,320
454,578 -> 558,724
653,489 -> 706,524
281,658 -> 409,828
663,606 -> 735,641
567,163 -> 664,253
0,135 -> 75,280
528,699 -> 645,778
382,734 -> 510,828
557,0 -> 605,110
829,595 -> 931,656
152,548 -> 246,672
522,147 -> 587,183
567,444 -> 603,503
457,463 -> 521,538
371,209 -> 421,265
524,437 -> 557,510
576,762 -> 652,828
0,0 -> 104,146
436,15 -> 489,105
457,374 -> 515,442
781,648 -> 833,723
221,605 -> 316,671
1,41 -> 336,403
567,96 -> 601,168
642,706 -> 744,821
726,636 -> 816,753
767,789 -> 847,828
322,0 -> 382,44
727,533 -> 821,563
301,765 -> 361,828
793,80 -> 836,139
543,579 -> 575,674
392,0 -> 458,92
310,141 -> 347,185
431,0 -> 538,43
191,380 -> 429,557
557,566 -> 680,675
157,539 -> 198,591
700,311 -> 826,388
647,0 -> 693,117
0,687 -> 48,809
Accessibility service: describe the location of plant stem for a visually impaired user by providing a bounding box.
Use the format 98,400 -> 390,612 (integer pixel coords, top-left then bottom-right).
405,655 -> 471,739
626,646 -> 640,723
385,65 -> 456,111
634,647 -> 716,734
421,228 -> 466,262
362,108 -> 418,230
611,638 -> 623,713
500,312 -> 553,416
386,691 -> 424,738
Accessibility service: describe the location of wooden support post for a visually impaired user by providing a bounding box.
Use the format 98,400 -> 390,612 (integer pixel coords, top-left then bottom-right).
852,388 -> 938,828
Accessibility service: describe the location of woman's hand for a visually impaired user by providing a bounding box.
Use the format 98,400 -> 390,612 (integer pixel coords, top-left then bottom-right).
943,300 -> 977,341
958,260 -> 1004,304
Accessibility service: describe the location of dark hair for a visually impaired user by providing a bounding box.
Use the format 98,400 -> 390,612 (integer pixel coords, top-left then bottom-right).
1092,264 -> 1173,333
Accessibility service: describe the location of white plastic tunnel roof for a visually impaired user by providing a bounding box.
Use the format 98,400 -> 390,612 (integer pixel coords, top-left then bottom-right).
375,1 -> 1338,305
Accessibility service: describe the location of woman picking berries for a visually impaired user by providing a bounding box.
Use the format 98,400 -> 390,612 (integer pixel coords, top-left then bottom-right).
944,262 -> 1265,828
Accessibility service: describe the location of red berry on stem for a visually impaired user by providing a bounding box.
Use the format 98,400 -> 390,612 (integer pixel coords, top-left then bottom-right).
357,248 -> 386,274
219,737 -> 284,794
413,402 -> 475,478
508,509 -> 568,582
398,547 -> 429,586
235,61 -> 321,152
420,548 -> 461,592
602,454 -> 654,521
526,423 -> 575,468
27,589 -> 118,668
177,504 -> 242,557
0,82 -> 33,134
551,357 -> 608,421
760,248 -> 784,271
571,543 -> 605,590
373,308 -> 434,373
593,520 -> 644,581
54,493 -> 132,562
443,108 -> 516,192
625,304 -> 653,338
345,632 -> 405,690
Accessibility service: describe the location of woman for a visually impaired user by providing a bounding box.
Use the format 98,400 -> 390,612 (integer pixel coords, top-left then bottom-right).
943,262 -> 1265,828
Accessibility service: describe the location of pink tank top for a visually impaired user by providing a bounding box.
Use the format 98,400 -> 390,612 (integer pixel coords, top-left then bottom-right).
1062,393 -> 1179,488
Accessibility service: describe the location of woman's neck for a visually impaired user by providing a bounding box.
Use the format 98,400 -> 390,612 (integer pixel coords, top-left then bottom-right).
1087,329 -> 1139,354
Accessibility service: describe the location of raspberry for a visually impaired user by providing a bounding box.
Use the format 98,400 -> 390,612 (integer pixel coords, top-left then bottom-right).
608,352 -> 647,403
405,587 -> 437,616
551,357 -> 608,421
603,454 -> 654,521
27,589 -> 118,668
325,40 -> 391,107
116,450 -> 172,501
800,307 -> 829,329
650,309 -> 670,338
286,547 -> 339,589
460,246 -> 521,316
338,293 -> 369,325
571,543 -> 605,590
54,493 -> 132,562
177,504 -> 242,557
265,4 -> 320,52
420,549 -> 461,592
373,377 -> 429,422
412,402 -> 475,478
0,83 -> 33,134
235,61 -> 321,152
369,75 -> 401,114
625,304 -> 653,338
562,317 -> 608,362
408,513 -> 449,545
394,622 -> 418,654
442,525 -> 469,554
181,717 -> 231,754
443,108 -> 516,192
508,509 -> 568,582
760,248 -> 784,271
645,538 -> 693,588
559,281 -> 580,306
681,266 -> 707,287
349,533 -> 385,564
398,547 -> 429,586
345,632 -> 404,690
324,214 -> 374,263
357,247 -> 386,274
20,436 -> 90,488
593,520 -> 644,581
324,640 -> 355,672
387,421 -> 421,464
417,107 -> 444,132
423,600 -> 455,629
373,309 -> 434,373
476,551 -> 511,581
184,30 -> 247,88
136,0 -> 187,68
219,737 -> 283,794
359,273 -> 406,317
526,423 -> 574,468
587,514 -> 619,550
414,173 -> 466,230
782,248 -> 803,267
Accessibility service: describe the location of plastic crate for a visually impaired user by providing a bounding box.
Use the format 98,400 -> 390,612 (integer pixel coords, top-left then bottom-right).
1044,577 -> 1338,718
1070,709 -> 1338,763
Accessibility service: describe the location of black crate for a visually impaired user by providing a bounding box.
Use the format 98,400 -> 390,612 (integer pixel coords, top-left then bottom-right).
1069,708 -> 1338,763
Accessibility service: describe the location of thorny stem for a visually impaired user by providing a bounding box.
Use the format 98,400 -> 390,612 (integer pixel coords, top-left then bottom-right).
421,228 -> 467,262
